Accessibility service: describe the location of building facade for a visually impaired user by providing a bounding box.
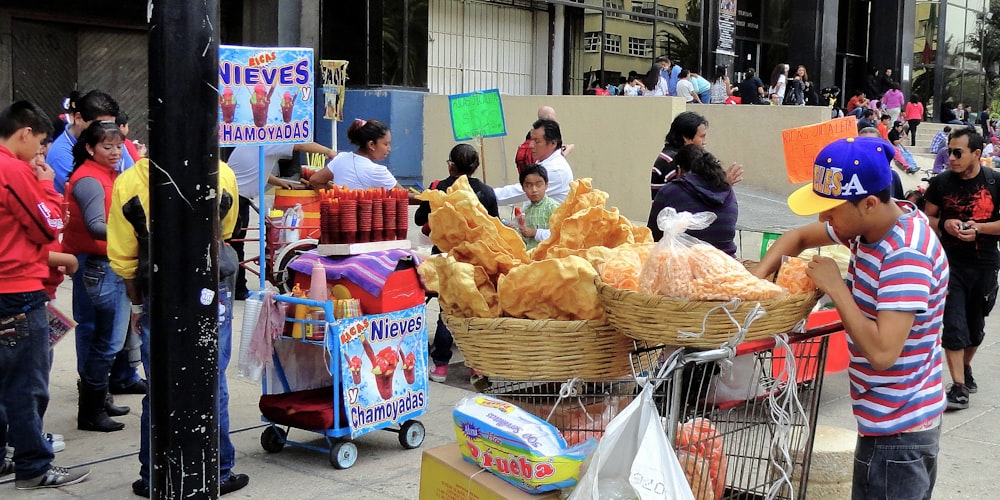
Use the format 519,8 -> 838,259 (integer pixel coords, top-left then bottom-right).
0,0 -> 990,134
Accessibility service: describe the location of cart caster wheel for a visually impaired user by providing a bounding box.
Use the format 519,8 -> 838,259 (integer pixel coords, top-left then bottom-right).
261,426 -> 286,453
330,440 -> 358,469
398,420 -> 425,450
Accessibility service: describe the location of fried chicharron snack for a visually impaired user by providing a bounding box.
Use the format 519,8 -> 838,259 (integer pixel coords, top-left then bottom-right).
497,256 -> 604,320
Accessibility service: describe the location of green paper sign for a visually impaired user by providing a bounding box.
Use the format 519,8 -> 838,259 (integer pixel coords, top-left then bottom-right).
448,89 -> 507,141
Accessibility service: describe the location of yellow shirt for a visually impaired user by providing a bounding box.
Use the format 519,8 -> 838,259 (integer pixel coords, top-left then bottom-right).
108,159 -> 239,280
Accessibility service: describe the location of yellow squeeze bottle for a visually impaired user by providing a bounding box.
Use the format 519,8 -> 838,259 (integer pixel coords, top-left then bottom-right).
291,283 -> 307,339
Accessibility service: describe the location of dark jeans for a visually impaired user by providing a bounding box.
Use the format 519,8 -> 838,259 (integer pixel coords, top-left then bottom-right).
138,281 -> 236,484
0,291 -> 54,480
853,426 -> 939,500
227,195 -> 252,295
73,255 -> 129,391
429,315 -> 452,367
941,265 -> 998,351
908,119 -> 920,146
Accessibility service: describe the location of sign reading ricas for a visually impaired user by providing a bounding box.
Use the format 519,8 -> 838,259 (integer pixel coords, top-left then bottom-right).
218,45 -> 314,146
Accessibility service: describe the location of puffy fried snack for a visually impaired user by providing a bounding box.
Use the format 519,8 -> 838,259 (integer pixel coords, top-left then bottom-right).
419,176 -> 529,268
417,254 -> 500,318
532,179 -> 653,260
497,256 -> 604,320
775,256 -> 817,295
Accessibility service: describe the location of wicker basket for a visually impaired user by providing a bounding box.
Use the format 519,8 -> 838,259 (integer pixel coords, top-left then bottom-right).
595,278 -> 822,348
440,313 -> 643,380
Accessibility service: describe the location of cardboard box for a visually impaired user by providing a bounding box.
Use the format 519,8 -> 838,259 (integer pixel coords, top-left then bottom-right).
419,444 -> 562,500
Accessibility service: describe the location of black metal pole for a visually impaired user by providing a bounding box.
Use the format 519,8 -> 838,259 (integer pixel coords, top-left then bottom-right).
148,1 -> 221,498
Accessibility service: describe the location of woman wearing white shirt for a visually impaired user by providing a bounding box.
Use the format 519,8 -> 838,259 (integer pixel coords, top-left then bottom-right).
310,118 -> 403,191
768,64 -> 788,105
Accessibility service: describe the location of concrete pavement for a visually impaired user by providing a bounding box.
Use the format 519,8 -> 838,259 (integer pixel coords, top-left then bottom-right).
3,176 -> 999,498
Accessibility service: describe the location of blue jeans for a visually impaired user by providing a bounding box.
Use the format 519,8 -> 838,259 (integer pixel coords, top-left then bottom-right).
853,426 -> 939,500
73,255 -> 129,391
138,282 -> 235,484
0,291 -> 54,480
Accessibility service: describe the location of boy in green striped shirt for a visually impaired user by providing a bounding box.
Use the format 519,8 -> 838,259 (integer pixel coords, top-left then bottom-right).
515,164 -> 559,250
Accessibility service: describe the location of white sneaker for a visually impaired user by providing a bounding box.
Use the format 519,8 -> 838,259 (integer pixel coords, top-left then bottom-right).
43,433 -> 65,453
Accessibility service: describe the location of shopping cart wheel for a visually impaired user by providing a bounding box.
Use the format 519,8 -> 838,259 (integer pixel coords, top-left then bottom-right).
260,426 -> 286,453
329,440 -> 358,469
398,420 -> 425,450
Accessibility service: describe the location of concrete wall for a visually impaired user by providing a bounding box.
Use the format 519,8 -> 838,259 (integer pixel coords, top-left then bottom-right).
423,96 -> 830,222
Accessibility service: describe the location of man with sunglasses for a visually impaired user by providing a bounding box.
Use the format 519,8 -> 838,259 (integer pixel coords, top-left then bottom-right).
923,126 -> 1000,410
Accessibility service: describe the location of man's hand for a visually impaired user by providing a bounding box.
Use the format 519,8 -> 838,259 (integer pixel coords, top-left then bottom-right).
805,255 -> 845,294
518,224 -> 537,239
725,162 -> 744,186
31,157 -> 56,182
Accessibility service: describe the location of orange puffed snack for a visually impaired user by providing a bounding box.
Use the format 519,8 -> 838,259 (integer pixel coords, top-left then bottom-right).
641,244 -> 783,301
596,244 -> 653,291
497,256 -> 603,320
775,256 -> 816,295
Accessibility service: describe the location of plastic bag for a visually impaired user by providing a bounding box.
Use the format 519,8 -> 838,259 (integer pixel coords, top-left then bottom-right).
569,384 -> 694,500
675,418 -> 727,500
706,354 -> 766,406
638,208 -> 783,301
638,208 -> 715,296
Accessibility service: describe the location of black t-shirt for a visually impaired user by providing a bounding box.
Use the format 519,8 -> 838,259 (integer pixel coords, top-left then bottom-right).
738,77 -> 764,104
924,168 -> 1000,267
888,128 -> 903,144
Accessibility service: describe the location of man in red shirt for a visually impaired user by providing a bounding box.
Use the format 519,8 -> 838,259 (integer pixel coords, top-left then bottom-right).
847,90 -> 869,115
0,101 -> 89,489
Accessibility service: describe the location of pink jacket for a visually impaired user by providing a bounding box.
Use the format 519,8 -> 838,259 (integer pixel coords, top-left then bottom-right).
904,102 -> 924,121
882,89 -> 905,109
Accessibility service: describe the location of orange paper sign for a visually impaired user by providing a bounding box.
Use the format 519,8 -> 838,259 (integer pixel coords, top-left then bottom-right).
781,116 -> 858,183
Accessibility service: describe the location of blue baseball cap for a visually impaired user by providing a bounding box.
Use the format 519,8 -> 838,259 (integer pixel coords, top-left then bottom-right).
787,136 -> 894,216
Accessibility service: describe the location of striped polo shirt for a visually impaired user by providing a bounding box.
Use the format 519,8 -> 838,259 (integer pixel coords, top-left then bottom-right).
827,202 -> 949,436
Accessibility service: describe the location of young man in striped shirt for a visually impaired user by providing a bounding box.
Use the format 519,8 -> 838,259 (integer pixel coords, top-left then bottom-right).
755,136 -> 948,500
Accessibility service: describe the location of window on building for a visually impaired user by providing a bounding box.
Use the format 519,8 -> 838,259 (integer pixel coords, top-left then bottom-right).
585,31 -> 602,52
605,0 -> 623,17
605,33 -> 622,53
629,37 -> 653,57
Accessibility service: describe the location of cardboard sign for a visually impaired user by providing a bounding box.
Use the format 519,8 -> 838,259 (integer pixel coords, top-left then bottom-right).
448,89 -> 507,141
218,45 -> 314,146
320,60 -> 349,121
338,304 -> 428,439
781,116 -> 857,183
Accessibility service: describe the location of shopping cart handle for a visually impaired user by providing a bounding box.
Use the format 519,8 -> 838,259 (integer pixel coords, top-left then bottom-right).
682,346 -> 737,364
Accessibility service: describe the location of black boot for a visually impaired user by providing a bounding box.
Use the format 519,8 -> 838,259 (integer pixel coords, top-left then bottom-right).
78,386 -> 125,432
105,392 -> 130,417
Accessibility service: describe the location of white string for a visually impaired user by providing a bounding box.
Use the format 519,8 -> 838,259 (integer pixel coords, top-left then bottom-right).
677,298 -> 743,339
764,333 -> 809,500
544,377 -> 593,424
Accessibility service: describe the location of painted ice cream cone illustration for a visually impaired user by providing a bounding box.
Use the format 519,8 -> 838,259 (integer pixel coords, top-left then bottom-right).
400,349 -> 415,384
372,347 -> 400,400
281,90 -> 294,123
220,86 -> 237,123
250,82 -> 270,127
347,355 -> 363,385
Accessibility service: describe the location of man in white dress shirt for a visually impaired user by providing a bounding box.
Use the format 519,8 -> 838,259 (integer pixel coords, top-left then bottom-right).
495,119 -> 574,205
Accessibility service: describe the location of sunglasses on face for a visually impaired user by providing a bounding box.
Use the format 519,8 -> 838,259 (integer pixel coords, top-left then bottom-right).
948,148 -> 966,158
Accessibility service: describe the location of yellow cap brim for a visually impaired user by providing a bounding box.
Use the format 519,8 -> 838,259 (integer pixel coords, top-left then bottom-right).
787,183 -> 848,216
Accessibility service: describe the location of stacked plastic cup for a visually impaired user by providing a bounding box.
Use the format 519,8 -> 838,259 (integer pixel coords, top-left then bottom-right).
395,191 -> 409,240
382,195 -> 397,241
339,196 -> 358,244
372,197 -> 384,243
358,198 -> 373,243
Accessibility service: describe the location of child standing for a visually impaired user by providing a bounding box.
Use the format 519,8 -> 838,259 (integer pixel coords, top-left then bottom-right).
515,164 -> 559,250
